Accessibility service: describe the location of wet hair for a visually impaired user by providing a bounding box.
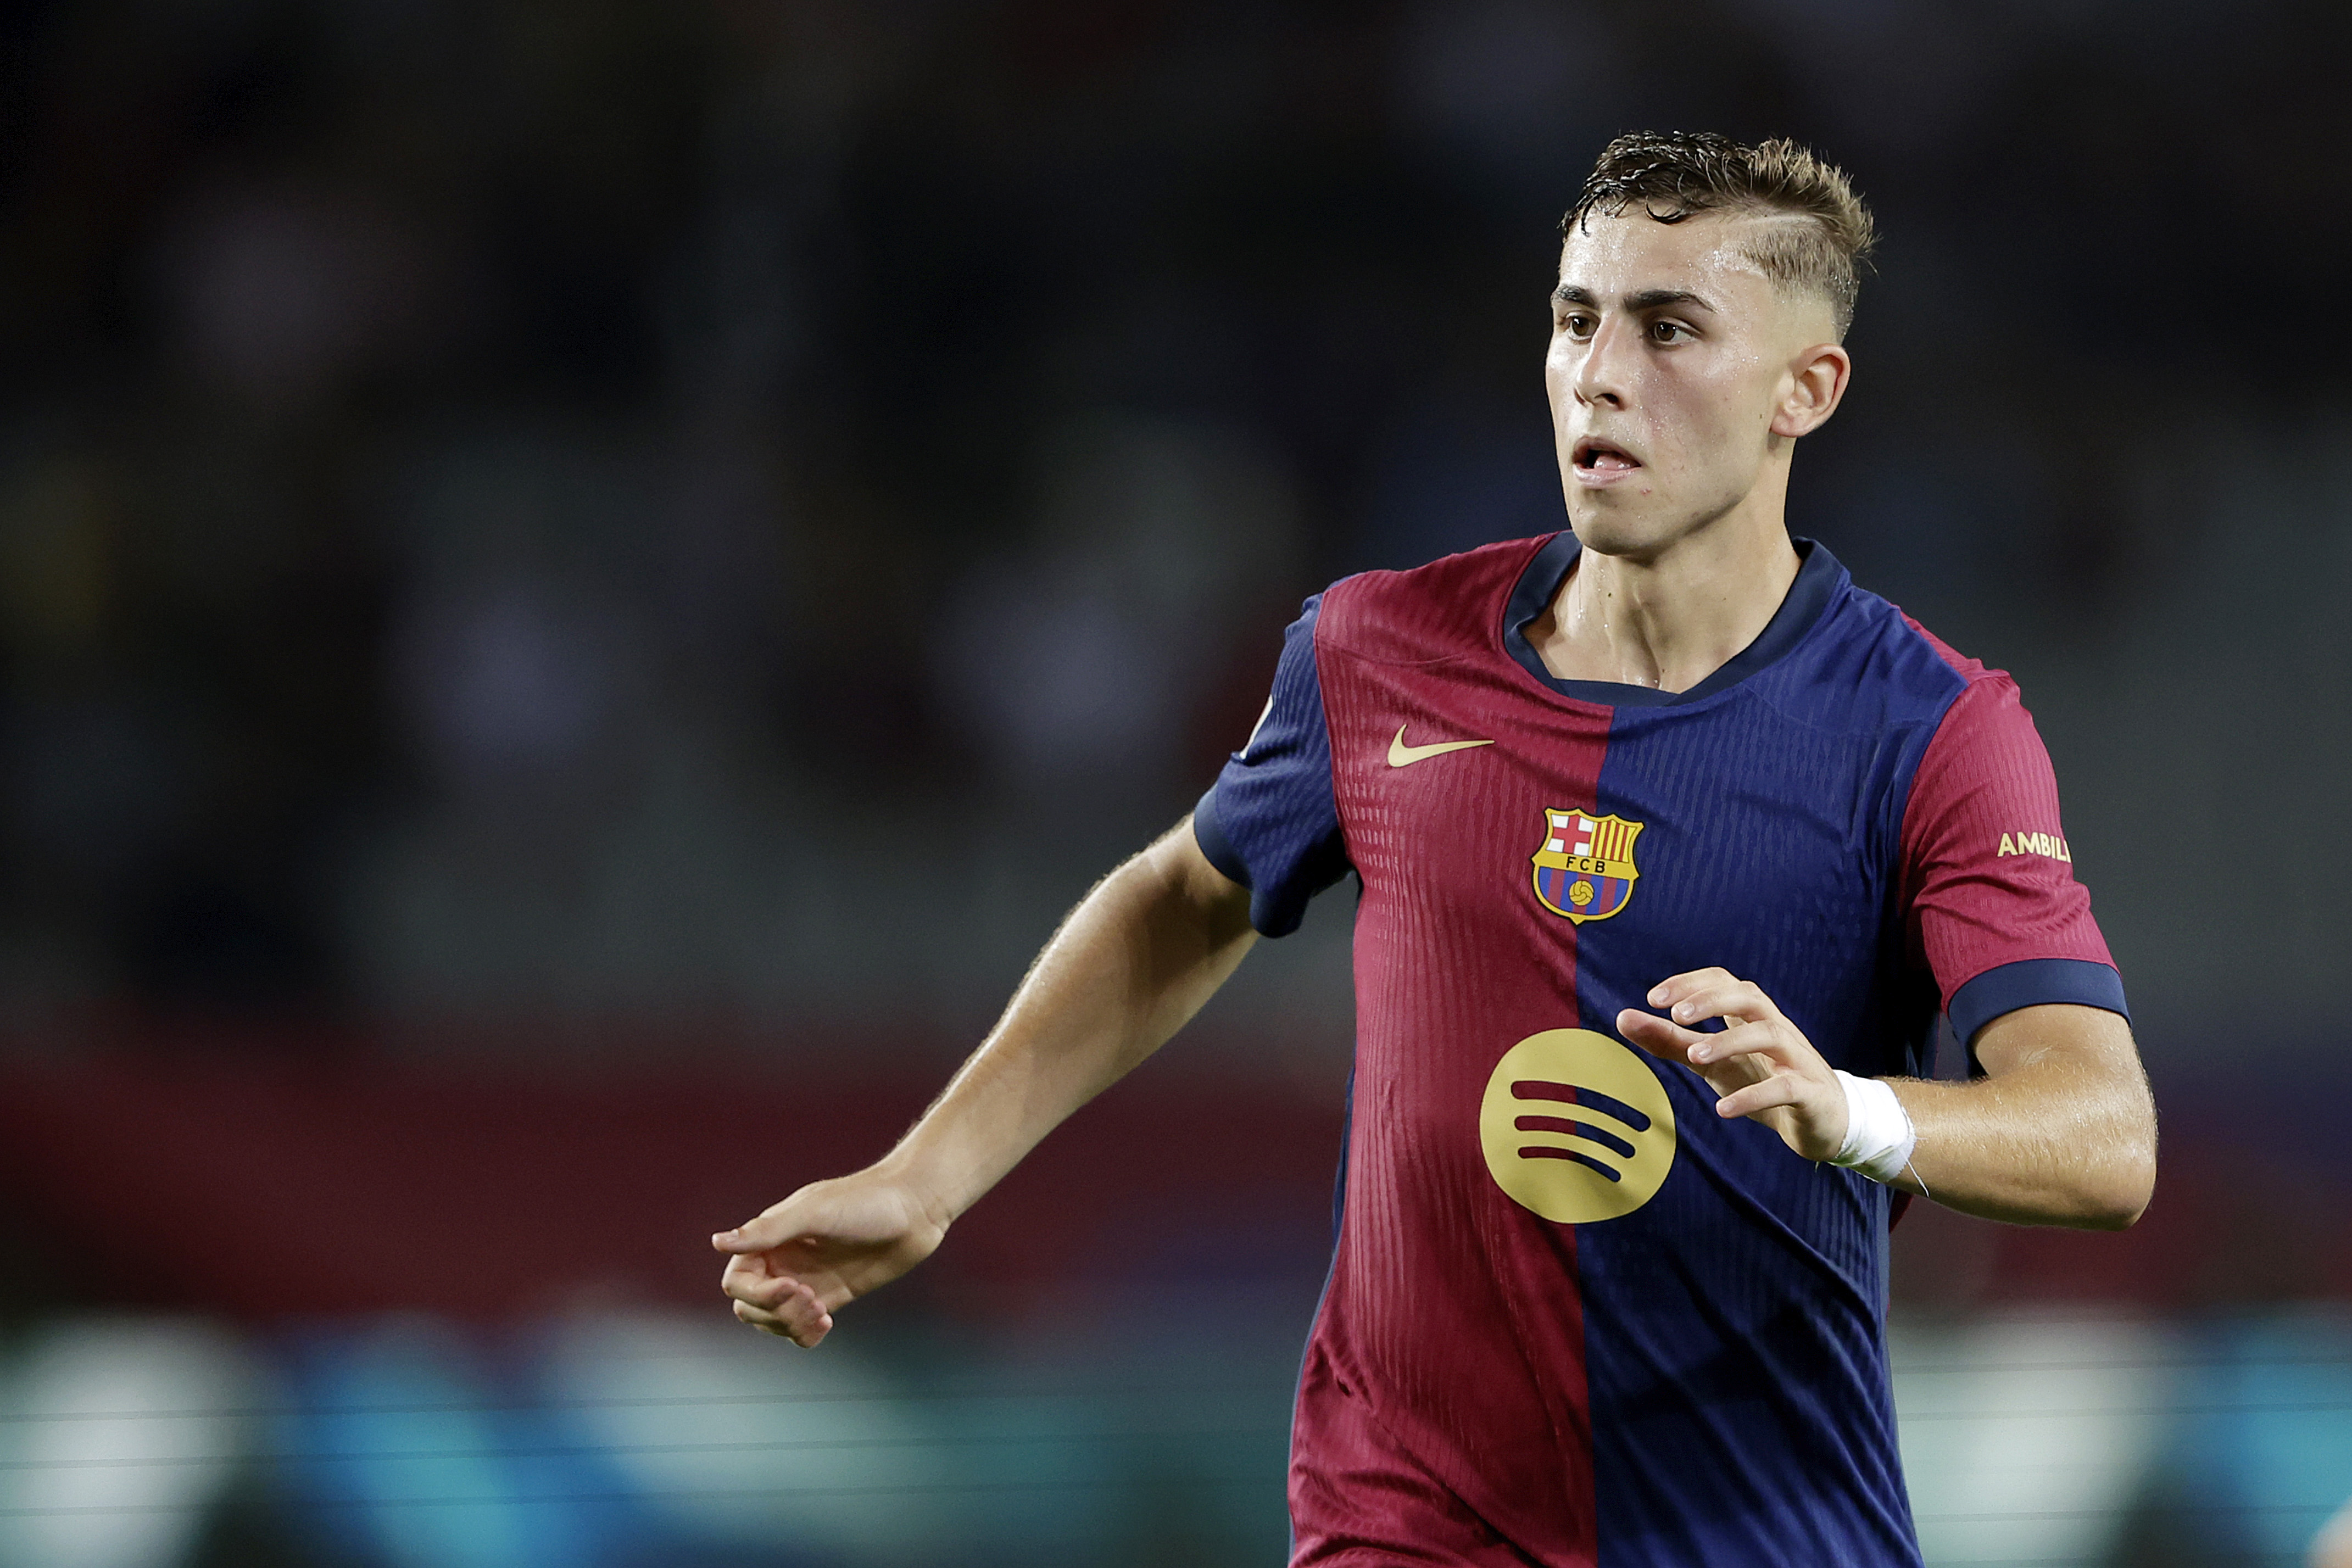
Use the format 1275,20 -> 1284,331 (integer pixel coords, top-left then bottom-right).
1563,131 -> 1877,337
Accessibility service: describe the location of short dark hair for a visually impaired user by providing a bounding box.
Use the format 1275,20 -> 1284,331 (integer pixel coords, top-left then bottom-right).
1562,131 -> 1877,338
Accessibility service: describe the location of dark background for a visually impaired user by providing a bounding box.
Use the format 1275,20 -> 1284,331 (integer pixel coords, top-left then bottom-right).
0,3 -> 2347,1566
2,0 -> 2347,1044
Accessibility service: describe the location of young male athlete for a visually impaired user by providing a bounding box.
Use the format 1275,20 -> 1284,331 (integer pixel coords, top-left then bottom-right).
714,132 -> 2156,1565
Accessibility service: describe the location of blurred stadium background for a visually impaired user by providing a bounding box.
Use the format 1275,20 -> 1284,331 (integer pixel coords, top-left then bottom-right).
0,1 -> 2347,1564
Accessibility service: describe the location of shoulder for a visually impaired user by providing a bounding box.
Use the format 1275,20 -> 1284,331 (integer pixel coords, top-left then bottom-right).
1859,602 -> 2066,841
1314,534 -> 1554,665
1875,602 -> 2042,747
1764,576 -> 2004,735
1884,602 -> 2002,692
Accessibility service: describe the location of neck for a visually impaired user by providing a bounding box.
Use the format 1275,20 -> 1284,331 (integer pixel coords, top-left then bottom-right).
1529,481 -> 1802,694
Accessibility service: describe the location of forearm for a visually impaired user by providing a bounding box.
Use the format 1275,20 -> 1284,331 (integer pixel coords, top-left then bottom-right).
1886,1006 -> 2155,1229
876,818 -> 1256,1227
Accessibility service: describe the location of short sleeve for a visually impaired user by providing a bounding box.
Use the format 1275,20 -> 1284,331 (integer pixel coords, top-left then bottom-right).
1899,674 -> 2128,1047
1192,594 -> 1350,937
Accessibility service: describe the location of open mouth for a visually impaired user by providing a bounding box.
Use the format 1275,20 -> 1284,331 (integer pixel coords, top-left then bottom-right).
1573,437 -> 1642,472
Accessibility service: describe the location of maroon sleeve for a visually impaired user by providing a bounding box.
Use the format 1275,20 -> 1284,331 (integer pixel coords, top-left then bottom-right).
1898,667 -> 2127,1046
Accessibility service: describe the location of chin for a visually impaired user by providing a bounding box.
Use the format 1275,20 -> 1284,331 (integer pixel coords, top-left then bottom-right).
1563,501 -> 1675,562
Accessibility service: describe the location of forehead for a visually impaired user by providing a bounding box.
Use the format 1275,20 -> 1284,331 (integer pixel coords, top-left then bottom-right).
1555,207 -> 1776,301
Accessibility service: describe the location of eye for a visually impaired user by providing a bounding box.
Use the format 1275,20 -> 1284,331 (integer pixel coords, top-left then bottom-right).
1647,319 -> 1693,345
1557,311 -> 1595,339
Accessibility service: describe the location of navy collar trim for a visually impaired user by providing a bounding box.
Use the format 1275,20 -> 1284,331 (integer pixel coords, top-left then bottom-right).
1502,533 -> 1842,707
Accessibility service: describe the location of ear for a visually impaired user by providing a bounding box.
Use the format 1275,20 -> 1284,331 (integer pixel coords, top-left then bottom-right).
1771,342 -> 1851,439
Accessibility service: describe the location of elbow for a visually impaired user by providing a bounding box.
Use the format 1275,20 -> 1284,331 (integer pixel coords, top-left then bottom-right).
2075,1145 -> 2156,1232
2056,1072 -> 2159,1230
2077,1192 -> 2147,1232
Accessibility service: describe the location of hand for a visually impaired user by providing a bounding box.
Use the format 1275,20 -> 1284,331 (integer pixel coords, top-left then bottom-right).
711,1171 -> 948,1347
1616,968 -> 1848,1161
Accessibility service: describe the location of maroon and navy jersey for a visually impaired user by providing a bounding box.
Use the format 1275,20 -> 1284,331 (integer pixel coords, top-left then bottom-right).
1193,533 -> 2126,1568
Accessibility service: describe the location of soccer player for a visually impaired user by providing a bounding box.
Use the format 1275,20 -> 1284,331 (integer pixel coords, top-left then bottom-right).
714,132 -> 2156,1565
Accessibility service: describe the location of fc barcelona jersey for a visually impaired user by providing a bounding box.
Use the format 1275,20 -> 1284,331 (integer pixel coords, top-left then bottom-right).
1193,533 -> 2127,1568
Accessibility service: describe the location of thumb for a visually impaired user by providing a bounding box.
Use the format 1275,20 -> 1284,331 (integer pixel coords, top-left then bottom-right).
711,1209 -> 801,1255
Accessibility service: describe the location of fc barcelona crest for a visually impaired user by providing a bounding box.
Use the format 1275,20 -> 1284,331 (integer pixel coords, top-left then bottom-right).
1531,807 -> 1645,924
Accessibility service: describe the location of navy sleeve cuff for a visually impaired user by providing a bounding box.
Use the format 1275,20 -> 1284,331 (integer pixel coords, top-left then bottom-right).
1191,786 -> 1251,889
1948,958 -> 2129,1047
1192,783 -> 1345,938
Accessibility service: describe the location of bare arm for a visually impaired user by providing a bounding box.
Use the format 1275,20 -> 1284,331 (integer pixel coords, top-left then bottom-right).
1621,970 -> 2154,1231
1888,1003 -> 2154,1228
713,817 -> 1257,1344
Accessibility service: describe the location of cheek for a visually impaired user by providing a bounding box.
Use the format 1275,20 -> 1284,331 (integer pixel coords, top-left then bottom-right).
1716,353 -> 1788,432
1663,364 -> 1767,447
1632,388 -> 1743,493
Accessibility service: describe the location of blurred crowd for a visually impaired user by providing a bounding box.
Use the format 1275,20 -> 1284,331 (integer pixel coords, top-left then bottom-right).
4,0 -> 2349,1034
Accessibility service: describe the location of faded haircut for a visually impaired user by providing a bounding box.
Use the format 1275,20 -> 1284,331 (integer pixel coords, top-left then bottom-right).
1563,131 -> 1877,338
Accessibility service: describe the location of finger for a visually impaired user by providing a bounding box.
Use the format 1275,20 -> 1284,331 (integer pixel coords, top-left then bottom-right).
1715,1073 -> 1809,1121
728,1280 -> 835,1346
1682,1019 -> 1795,1068
722,1250 -> 859,1318
1617,1007 -> 1710,1064
732,1297 -> 789,1335
725,1268 -> 820,1312
732,1296 -> 834,1346
722,1274 -> 815,1315
1665,980 -> 1777,1031
718,1251 -> 768,1287
1643,968 -> 1736,1010
733,1299 -> 833,1347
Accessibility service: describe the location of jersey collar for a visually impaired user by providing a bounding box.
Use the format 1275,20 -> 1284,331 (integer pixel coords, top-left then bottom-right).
1502,532 -> 1844,707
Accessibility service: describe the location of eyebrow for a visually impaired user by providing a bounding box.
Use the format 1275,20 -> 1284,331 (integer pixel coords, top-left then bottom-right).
1551,284 -> 1719,315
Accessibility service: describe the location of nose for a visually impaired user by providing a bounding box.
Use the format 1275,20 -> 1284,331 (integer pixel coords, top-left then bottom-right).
1571,315 -> 1636,409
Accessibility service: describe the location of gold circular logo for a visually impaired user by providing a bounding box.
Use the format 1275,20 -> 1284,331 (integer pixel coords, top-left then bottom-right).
1479,1030 -> 1676,1224
1568,879 -> 1594,907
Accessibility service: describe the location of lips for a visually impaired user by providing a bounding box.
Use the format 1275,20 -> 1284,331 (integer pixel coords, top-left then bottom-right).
1572,436 -> 1641,471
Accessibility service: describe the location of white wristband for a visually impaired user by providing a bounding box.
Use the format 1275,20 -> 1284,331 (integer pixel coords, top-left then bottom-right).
1829,1070 -> 1917,1185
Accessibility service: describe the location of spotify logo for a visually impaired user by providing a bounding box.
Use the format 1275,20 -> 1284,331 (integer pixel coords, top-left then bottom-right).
1479,1029 -> 1677,1224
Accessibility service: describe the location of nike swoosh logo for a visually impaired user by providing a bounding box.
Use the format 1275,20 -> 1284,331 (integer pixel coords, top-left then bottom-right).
1388,724 -> 1495,767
